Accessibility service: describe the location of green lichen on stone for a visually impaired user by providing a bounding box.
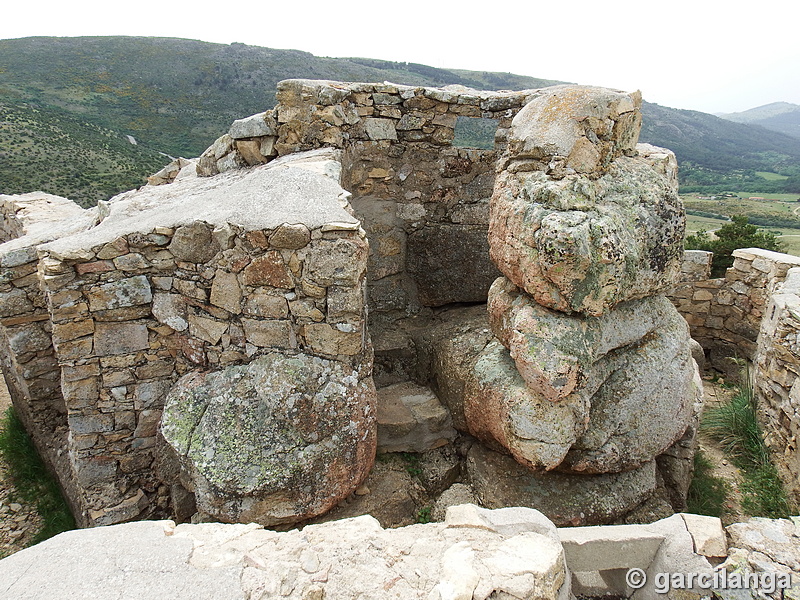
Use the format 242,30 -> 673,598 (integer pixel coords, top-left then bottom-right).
161,352 -> 370,498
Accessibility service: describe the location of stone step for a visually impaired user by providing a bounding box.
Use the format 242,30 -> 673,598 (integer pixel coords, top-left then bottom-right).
376,381 -> 456,453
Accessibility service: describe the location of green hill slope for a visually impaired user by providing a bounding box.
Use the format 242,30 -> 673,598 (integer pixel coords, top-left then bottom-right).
1,35 -> 798,202
719,102 -> 800,140
0,36 -> 561,158
639,102 -> 800,194
0,98 -> 168,207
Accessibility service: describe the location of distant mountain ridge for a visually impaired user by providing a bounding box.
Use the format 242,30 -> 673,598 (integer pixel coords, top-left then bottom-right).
1,35 -> 798,203
718,102 -> 800,141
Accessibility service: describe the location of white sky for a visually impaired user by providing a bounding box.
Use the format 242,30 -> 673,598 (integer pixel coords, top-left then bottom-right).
1,0 -> 798,114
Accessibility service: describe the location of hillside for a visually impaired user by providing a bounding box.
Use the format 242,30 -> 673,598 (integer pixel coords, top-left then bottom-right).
0,98 -> 168,207
0,36 -> 562,158
639,102 -> 800,194
719,102 -> 800,140
1,35 -> 799,202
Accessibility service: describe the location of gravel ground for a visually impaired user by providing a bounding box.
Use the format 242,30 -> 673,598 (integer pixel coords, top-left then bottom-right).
0,374 -> 43,558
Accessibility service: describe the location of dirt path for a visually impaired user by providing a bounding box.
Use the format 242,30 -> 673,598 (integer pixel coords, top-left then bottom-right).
0,374 -> 43,558
699,378 -> 747,526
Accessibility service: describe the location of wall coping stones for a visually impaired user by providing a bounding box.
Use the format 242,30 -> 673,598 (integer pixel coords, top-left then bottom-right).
40,149 -> 358,261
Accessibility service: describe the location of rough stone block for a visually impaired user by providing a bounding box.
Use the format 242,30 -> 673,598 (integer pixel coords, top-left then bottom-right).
376,381 -> 456,453
86,275 -> 152,312
303,323 -> 361,356
364,118 -> 397,141
558,524 -> 664,572
242,319 -> 296,348
94,322 -> 150,356
467,443 -> 658,527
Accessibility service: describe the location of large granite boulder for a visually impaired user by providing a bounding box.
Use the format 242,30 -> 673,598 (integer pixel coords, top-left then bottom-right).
160,352 -> 376,525
489,148 -> 684,317
433,292 -> 698,473
467,443 -> 658,527
506,85 -> 642,171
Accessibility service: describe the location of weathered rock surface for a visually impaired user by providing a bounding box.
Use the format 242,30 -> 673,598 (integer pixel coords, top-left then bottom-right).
465,339 -> 585,470
489,148 -> 684,316
431,293 -> 698,474
0,508 -> 572,600
0,192 -> 90,244
506,85 -> 642,170
377,381 -> 456,453
467,443 -> 658,526
160,352 -> 376,525
425,304 -> 495,432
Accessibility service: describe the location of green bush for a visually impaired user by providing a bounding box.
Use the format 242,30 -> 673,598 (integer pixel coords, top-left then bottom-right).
685,215 -> 783,276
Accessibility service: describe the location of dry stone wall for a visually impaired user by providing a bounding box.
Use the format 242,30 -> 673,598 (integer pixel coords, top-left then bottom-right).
1,150 -> 377,527
671,248 -> 800,504
195,80 -> 577,330
671,248 -> 800,377
753,267 -> 800,504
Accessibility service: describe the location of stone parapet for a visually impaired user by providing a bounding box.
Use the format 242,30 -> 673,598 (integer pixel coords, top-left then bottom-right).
670,248 -> 800,377
0,150 -> 376,527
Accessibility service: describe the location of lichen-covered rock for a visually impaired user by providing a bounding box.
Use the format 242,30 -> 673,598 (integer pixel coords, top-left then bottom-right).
489,148 -> 684,316
506,85 -> 642,172
467,443 -> 657,527
464,339 -> 587,471
457,284 -> 698,473
160,352 -> 376,525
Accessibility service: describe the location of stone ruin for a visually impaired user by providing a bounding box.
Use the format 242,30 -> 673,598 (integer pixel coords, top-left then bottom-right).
0,80 -> 702,530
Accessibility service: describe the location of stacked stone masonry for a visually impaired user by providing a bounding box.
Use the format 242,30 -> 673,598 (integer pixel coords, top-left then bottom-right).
671,247 -> 800,505
1,150 -> 377,526
4,78 -> 793,531
194,80 -> 555,325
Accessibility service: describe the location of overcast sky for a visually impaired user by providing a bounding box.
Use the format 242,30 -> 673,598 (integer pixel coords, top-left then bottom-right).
2,0 -> 798,115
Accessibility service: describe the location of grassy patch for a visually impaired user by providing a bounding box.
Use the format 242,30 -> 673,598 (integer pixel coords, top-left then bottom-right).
702,380 -> 792,519
400,452 -> 422,477
0,406 -> 75,545
686,451 -> 728,517
755,171 -> 789,181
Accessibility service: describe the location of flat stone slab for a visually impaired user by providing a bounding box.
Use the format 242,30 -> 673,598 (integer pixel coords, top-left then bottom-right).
0,521 -> 244,600
377,381 -> 456,452
41,149 -> 360,260
558,524 -> 664,571
0,509 -> 570,600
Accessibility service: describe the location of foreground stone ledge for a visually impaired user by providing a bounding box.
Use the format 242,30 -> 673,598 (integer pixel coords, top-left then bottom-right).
2,508 -> 785,600
0,506 -> 571,600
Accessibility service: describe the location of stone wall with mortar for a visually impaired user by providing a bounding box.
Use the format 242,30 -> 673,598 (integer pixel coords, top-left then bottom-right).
8,77 -> 800,531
